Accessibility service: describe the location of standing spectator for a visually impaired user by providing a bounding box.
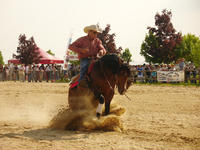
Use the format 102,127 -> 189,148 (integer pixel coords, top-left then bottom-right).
184,64 -> 190,83
197,66 -> 200,85
18,64 -> 25,82
3,64 -> 9,81
60,65 -> 65,80
25,65 -> 29,81
39,64 -> 45,82
54,65 -> 59,80
145,65 -> 151,83
32,64 -> 39,82
13,64 -> 18,81
151,65 -> 157,83
45,64 -> 51,82
51,64 -> 56,82
179,58 -> 186,71
70,64 -> 76,78
160,64 -> 168,71
129,65 -> 136,83
0,64 -> 3,81
25,65 -> 28,81
35,65 -> 40,82
9,63 -> 14,81
132,65 -> 138,83
190,63 -> 197,84
169,64 -> 176,71
137,65 -> 144,82
27,64 -> 33,82
174,60 -> 180,71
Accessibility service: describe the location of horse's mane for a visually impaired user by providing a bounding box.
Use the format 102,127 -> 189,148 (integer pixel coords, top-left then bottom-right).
97,53 -> 122,74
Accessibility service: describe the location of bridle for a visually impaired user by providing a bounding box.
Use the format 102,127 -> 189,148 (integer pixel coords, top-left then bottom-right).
98,55 -> 132,101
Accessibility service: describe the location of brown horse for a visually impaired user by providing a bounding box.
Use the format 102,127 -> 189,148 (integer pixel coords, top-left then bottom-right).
68,54 -> 131,118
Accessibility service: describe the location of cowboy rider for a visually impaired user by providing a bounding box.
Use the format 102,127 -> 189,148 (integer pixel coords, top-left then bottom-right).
69,24 -> 106,84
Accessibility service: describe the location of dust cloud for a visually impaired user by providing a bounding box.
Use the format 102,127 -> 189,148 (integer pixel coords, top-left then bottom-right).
49,95 -> 126,131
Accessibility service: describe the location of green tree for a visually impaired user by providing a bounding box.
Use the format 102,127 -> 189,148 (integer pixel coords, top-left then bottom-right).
121,48 -> 132,64
191,46 -> 200,67
177,34 -> 200,67
47,49 -> 55,56
140,9 -> 182,64
0,51 -> 4,65
69,60 -> 80,65
141,32 -> 159,63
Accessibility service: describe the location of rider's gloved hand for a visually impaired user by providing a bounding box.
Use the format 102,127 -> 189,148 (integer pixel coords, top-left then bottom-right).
98,49 -> 105,56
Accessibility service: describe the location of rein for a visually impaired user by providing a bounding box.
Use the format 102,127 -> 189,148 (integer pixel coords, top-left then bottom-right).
124,93 -> 132,101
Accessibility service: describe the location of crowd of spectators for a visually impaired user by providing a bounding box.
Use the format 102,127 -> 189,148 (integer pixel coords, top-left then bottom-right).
0,63 -> 66,82
66,64 -> 80,79
129,59 -> 200,84
1,58 -> 200,84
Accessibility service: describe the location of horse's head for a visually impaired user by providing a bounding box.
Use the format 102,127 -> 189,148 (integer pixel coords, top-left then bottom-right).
99,54 -> 131,95
116,63 -> 131,95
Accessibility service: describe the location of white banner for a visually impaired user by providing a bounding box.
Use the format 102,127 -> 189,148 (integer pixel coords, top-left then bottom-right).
157,71 -> 185,82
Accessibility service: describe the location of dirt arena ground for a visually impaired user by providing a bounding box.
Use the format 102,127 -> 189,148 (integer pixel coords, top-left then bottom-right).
0,82 -> 200,150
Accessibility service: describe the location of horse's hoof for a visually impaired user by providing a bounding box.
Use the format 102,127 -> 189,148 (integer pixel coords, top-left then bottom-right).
96,113 -> 101,119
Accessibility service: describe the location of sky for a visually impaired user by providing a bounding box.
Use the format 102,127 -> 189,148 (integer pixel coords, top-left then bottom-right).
0,0 -> 200,64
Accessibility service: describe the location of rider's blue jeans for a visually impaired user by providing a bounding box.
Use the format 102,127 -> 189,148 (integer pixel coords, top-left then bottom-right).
79,58 -> 91,83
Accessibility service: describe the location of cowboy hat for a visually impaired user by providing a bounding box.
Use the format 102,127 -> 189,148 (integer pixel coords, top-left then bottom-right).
84,24 -> 102,33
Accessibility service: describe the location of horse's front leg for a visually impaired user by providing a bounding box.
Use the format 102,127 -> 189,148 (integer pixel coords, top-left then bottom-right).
96,94 -> 105,119
105,101 -> 111,115
104,91 -> 114,115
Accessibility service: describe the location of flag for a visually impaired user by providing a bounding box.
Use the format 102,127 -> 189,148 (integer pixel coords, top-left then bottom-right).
65,33 -> 78,65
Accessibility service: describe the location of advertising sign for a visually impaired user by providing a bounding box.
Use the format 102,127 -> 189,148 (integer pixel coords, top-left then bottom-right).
157,71 -> 184,82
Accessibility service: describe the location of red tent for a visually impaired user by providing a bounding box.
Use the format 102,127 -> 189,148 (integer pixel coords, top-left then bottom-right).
8,48 -> 64,64
8,58 -> 20,64
36,48 -> 64,64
